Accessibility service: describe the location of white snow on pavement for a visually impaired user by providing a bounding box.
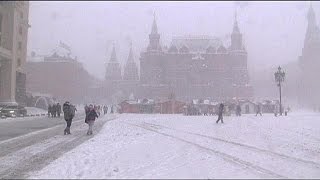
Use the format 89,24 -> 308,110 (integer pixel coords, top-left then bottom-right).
25,107 -> 47,115
28,113 -> 320,179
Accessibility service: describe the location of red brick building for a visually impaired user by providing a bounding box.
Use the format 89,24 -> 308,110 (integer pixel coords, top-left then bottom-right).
137,13 -> 253,101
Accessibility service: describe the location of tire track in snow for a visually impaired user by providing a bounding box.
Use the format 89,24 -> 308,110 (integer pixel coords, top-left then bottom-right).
0,114 -> 86,158
142,121 -> 320,169
0,115 -> 118,179
124,122 -> 286,179
243,115 -> 320,142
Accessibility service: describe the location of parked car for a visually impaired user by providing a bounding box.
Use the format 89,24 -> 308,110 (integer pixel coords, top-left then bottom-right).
0,105 -> 27,118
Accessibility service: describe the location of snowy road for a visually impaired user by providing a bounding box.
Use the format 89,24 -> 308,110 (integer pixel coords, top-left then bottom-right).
26,113 -> 320,179
0,113 -> 117,179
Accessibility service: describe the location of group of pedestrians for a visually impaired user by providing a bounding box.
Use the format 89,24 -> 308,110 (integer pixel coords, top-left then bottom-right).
62,102 -> 103,136
216,102 -> 291,124
48,103 -> 62,118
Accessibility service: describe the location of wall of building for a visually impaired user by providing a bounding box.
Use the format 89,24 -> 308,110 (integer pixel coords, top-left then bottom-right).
0,1 -> 29,106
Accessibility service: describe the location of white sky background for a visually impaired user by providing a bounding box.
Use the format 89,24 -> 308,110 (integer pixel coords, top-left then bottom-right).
27,1 -> 320,80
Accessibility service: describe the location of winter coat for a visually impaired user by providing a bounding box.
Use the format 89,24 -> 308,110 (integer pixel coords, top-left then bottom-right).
85,106 -> 89,115
63,103 -> 73,120
218,104 -> 224,115
56,104 -> 61,113
85,109 -> 98,123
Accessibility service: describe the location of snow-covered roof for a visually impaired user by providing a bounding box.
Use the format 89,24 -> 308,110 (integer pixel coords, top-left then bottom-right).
171,35 -> 223,53
192,99 -> 199,104
124,100 -> 139,105
203,100 -> 210,104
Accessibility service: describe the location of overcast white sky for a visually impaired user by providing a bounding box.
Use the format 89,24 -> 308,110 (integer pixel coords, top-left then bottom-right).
27,1 -> 320,80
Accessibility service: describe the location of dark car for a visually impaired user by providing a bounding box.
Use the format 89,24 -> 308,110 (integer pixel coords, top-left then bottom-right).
0,105 -> 27,118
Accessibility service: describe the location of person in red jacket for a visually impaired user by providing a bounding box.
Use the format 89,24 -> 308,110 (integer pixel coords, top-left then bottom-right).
85,104 -> 99,135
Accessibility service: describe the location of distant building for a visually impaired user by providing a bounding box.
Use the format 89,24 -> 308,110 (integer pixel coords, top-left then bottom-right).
26,45 -> 97,104
105,12 -> 253,102
0,1 -> 30,106
104,43 -> 140,103
298,3 -> 320,109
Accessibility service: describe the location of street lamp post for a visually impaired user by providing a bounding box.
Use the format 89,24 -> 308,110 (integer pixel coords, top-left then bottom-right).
274,66 -> 285,116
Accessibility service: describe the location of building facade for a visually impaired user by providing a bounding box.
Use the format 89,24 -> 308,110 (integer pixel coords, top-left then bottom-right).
26,48 -> 97,104
138,13 -> 253,101
105,43 -> 140,103
0,1 -> 29,106
298,3 -> 320,109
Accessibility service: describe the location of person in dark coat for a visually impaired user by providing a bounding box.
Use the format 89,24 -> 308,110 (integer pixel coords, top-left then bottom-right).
85,104 -> 99,135
110,105 -> 114,114
103,105 -> 108,115
85,104 -> 89,116
216,103 -> 224,124
52,104 -> 57,118
236,104 -> 241,116
256,104 -> 262,116
48,105 -> 52,117
56,103 -> 61,117
63,101 -> 74,135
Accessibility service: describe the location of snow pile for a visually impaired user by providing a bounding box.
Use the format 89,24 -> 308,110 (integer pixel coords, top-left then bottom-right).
28,113 -> 320,179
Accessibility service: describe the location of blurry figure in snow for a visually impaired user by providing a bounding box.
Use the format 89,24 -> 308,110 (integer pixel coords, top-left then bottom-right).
56,103 -> 61,117
216,103 -> 224,124
110,105 -> 114,114
52,104 -> 57,118
94,105 -> 100,116
103,105 -> 108,115
274,105 -> 278,117
85,104 -> 99,135
236,104 -> 242,116
48,104 -> 52,117
84,104 -> 89,116
255,104 -> 262,116
98,105 -> 101,116
63,101 -> 75,135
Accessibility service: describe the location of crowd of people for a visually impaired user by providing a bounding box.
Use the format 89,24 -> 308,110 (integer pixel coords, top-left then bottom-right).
47,103 -> 62,118
59,102 -> 115,136
58,100 -> 291,135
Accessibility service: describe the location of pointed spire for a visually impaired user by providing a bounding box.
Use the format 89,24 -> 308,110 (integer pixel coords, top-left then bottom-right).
151,11 -> 158,34
307,1 -> 316,23
110,43 -> 117,62
127,42 -> 134,63
233,9 -> 240,34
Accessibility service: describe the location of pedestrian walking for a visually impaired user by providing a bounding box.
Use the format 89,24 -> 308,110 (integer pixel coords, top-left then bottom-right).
63,101 -> 75,135
103,105 -> 108,115
85,104 -> 99,135
110,105 -> 114,114
255,104 -> 262,116
56,103 -> 61,117
48,105 -> 52,117
52,104 -> 57,118
216,103 -> 224,124
236,104 -> 242,116
85,104 -> 89,116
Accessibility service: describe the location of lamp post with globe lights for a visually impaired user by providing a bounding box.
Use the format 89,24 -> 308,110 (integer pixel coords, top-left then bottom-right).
274,66 -> 285,116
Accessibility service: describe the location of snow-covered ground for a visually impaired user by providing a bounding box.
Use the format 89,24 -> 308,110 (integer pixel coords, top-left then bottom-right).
25,107 -> 47,115
28,113 -> 320,179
